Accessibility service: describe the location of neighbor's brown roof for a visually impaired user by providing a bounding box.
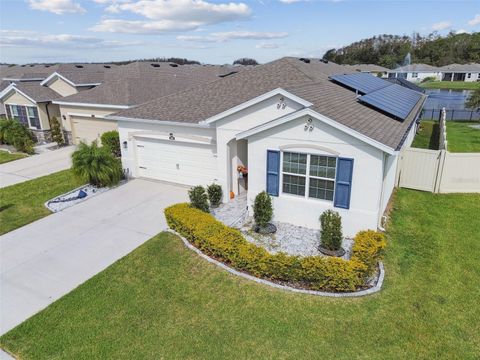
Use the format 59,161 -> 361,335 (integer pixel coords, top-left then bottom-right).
112,57 -> 426,150
58,62 -> 248,106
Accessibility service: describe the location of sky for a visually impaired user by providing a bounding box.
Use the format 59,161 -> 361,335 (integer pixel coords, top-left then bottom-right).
0,0 -> 479,64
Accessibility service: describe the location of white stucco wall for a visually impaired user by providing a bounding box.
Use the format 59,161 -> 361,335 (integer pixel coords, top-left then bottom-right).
246,115 -> 384,236
214,94 -> 305,201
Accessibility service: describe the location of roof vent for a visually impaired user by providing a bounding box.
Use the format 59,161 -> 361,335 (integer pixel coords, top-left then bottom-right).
219,71 -> 238,78
299,58 -> 310,64
320,59 -> 329,64
45,65 -> 50,68
150,63 -> 160,68
169,63 -> 178,67
104,65 -> 111,69
75,65 -> 84,68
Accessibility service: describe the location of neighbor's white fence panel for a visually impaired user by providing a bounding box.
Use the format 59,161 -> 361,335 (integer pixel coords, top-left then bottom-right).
438,153 -> 480,193
398,148 -> 441,192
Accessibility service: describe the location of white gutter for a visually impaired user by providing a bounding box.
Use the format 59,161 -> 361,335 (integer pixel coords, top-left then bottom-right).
108,115 -> 211,128
52,101 -> 131,109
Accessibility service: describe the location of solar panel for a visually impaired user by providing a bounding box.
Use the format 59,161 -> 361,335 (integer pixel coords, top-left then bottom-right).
329,73 -> 391,94
358,84 -> 423,120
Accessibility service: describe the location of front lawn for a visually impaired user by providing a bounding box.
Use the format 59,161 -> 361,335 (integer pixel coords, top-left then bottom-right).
446,121 -> 480,152
0,169 -> 84,235
1,190 -> 479,359
0,151 -> 27,164
420,81 -> 480,90
411,120 -> 439,150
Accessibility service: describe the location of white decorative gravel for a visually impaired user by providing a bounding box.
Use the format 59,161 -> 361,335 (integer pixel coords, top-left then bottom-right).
45,184 -> 109,212
212,197 -> 354,259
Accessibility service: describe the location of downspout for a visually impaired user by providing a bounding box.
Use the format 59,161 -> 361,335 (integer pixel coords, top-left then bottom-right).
377,152 -> 389,232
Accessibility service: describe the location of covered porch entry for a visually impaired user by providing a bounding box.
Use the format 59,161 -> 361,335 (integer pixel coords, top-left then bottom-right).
226,138 -> 248,199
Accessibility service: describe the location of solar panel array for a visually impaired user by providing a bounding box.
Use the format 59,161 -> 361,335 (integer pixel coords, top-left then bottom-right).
329,73 -> 424,121
358,84 -> 423,120
329,73 -> 391,94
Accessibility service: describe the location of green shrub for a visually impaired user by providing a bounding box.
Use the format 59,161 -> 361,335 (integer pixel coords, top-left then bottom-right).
71,141 -> 122,187
421,76 -> 437,83
49,116 -> 64,145
253,191 -> 273,226
188,185 -> 209,212
101,130 -> 121,157
207,183 -> 223,207
320,210 -> 343,251
0,119 -> 35,154
165,203 -> 385,292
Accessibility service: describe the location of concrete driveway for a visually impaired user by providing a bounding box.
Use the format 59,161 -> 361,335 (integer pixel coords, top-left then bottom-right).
0,179 -> 188,335
0,146 -> 75,188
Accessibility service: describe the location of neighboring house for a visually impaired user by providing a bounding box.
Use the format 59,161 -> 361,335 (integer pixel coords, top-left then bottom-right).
0,82 -> 62,142
388,63 -> 480,83
0,64 -> 114,142
387,64 -> 442,82
109,57 -> 426,235
439,63 -> 480,82
345,64 -> 390,78
54,62 -> 247,145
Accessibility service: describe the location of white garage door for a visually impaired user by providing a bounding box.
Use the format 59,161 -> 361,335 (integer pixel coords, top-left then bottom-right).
135,137 -> 217,186
71,116 -> 118,145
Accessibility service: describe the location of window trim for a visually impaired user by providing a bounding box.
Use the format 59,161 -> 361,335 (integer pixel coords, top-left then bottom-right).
280,150 -> 337,203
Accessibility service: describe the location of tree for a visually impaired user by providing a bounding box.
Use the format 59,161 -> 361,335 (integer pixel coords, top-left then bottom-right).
49,116 -> 64,146
71,141 -> 122,187
466,88 -> 480,110
233,58 -> 258,66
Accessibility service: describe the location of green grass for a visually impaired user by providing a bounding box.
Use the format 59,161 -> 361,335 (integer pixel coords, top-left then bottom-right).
1,190 -> 479,359
420,81 -> 480,90
446,121 -> 480,152
411,120 -> 439,150
0,170 -> 84,235
0,151 -> 27,164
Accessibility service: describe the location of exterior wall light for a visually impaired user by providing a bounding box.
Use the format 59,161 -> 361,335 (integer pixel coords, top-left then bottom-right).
169,133 -> 175,140
123,141 -> 128,149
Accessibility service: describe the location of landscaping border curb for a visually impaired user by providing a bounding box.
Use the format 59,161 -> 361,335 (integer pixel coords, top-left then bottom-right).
168,229 -> 385,298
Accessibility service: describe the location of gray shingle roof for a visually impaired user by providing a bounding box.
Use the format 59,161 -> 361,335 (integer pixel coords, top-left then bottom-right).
391,64 -> 439,72
439,63 -> 480,72
14,82 -> 63,102
112,57 -> 425,150
345,64 -> 390,72
58,62 -> 247,106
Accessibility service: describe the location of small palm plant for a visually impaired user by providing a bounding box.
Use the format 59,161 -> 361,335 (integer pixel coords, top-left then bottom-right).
71,141 -> 122,187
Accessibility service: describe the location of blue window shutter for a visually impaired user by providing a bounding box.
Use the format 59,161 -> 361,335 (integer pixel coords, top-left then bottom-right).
334,157 -> 354,209
266,150 -> 280,196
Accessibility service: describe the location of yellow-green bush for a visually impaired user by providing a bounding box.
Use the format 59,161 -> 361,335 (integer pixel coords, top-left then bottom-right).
165,203 -> 386,292
351,230 -> 387,278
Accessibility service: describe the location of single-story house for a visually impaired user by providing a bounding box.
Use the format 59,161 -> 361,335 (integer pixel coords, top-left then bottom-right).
387,64 -> 442,82
0,82 -> 62,142
0,64 -> 115,142
53,62 -> 248,145
108,57 -> 426,236
388,63 -> 480,83
439,63 -> 480,82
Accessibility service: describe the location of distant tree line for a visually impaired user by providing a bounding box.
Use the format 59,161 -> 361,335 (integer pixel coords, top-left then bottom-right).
323,32 -> 480,68
110,57 -> 201,65
233,58 -> 259,66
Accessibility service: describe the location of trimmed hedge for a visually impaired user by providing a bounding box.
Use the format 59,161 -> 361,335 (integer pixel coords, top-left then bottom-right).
165,203 -> 386,292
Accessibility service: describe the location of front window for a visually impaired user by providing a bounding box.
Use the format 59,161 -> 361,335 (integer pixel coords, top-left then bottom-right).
412,72 -> 418,78
467,73 -> 471,79
282,151 -> 337,201
7,105 -> 40,129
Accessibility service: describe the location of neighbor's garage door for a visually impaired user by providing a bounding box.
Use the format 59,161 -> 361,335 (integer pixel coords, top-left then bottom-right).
71,116 -> 117,145
135,137 -> 217,186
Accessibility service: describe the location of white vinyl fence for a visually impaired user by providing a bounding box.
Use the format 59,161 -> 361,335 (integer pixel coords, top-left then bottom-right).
398,108 -> 480,193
